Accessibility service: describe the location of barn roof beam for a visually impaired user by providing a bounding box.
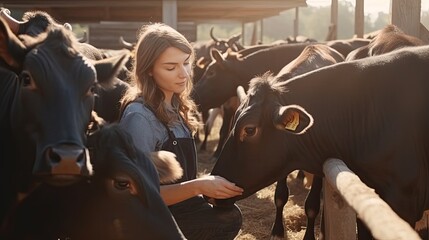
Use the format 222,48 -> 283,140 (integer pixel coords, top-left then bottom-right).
1,0 -> 307,23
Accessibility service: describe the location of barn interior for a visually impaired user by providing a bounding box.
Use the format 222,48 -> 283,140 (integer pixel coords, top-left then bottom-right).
0,0 -> 307,48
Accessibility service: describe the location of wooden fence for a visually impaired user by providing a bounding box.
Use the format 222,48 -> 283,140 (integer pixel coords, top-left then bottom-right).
322,158 -> 421,240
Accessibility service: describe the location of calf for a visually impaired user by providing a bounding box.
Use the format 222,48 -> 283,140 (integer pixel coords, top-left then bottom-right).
1,124 -> 185,240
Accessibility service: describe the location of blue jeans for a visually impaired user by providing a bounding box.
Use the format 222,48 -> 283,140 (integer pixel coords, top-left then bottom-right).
169,196 -> 242,240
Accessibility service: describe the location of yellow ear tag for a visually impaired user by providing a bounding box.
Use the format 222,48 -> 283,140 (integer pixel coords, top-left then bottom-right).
285,111 -> 299,131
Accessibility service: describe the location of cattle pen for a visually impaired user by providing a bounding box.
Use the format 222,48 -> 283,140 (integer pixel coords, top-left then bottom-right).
2,0 -> 429,239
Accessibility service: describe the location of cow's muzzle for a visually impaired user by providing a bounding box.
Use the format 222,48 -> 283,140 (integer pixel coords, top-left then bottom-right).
35,144 -> 92,186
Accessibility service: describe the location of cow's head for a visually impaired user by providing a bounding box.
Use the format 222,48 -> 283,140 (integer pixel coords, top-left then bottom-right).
0,15 -> 127,186
192,28 -> 242,84
86,124 -> 185,239
208,74 -> 314,206
5,124 -> 185,239
191,49 -> 245,112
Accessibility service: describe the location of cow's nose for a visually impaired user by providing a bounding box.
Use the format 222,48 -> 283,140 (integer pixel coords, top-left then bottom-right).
45,144 -> 86,175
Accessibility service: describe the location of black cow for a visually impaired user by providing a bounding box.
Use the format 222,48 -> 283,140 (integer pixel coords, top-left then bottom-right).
1,124 -> 185,240
0,67 -> 20,226
0,14 -> 127,225
209,45 -> 429,239
2,9 -> 131,123
192,26 -> 242,82
192,43 -> 310,162
192,38 -> 368,160
346,24 -> 425,61
266,44 -> 344,240
192,28 -> 242,151
191,42 -> 311,113
92,53 -> 131,122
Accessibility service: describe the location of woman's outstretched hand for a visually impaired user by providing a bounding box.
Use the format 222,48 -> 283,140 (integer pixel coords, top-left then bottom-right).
196,175 -> 243,199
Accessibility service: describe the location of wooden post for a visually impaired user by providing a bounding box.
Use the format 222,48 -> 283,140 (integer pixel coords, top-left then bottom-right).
420,23 -> 429,43
323,158 -> 420,240
162,0 -> 177,29
391,0 -> 420,37
323,179 -> 356,240
250,21 -> 258,45
354,0 -> 364,38
330,0 -> 338,40
294,7 -> 299,38
241,22 -> 245,46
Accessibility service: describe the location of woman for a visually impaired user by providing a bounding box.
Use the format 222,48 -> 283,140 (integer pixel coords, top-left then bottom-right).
119,23 -> 243,240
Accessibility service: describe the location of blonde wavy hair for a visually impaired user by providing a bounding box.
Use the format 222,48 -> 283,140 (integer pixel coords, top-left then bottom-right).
120,23 -> 199,133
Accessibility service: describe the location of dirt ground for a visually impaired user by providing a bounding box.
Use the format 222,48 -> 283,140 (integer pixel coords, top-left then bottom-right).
195,116 -> 321,240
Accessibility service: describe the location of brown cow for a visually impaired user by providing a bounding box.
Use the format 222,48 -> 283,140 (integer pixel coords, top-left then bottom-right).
346,24 -> 425,61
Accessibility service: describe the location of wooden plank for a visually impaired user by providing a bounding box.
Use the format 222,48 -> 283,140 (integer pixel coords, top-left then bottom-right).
391,0 -> 420,37
330,0 -> 338,40
323,179 -> 356,240
2,0 -> 306,23
294,7 -> 299,38
163,0 -> 177,30
420,23 -> 429,44
354,0 -> 364,38
323,158 -> 420,240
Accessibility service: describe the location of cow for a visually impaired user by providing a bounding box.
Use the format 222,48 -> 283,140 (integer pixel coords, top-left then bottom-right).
191,37 -> 370,114
92,53 -> 131,122
324,37 -> 371,59
1,124 -> 186,240
234,44 -> 344,239
191,42 -> 316,113
0,12 -> 127,225
266,44 -> 344,240
192,26 -> 242,82
192,28 -> 243,151
207,44 -> 429,239
2,9 -> 131,123
191,43 -> 311,162
346,24 -> 425,61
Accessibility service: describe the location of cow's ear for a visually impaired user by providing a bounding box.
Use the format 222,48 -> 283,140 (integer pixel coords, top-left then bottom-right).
227,33 -> 241,46
94,51 -> 130,88
273,104 -> 313,134
0,16 -> 27,70
196,56 -> 210,68
210,48 -> 224,64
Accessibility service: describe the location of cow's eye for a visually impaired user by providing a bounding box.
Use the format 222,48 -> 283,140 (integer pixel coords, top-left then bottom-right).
114,179 -> 130,190
245,127 -> 256,136
86,85 -> 96,96
20,72 -> 35,89
239,125 -> 259,142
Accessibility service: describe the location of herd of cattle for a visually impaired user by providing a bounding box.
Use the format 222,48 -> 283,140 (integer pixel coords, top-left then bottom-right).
1,7 -> 429,240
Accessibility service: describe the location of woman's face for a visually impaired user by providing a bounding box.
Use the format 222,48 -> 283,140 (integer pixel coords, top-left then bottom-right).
151,47 -> 192,103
